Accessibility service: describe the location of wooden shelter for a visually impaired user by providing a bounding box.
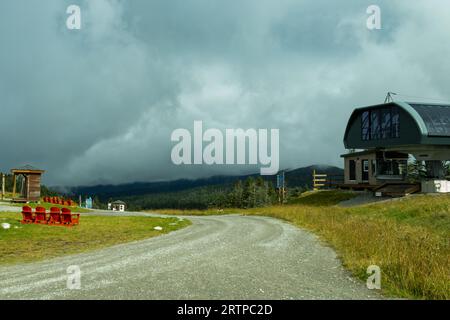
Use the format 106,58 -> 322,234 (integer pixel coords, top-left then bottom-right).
11,165 -> 45,202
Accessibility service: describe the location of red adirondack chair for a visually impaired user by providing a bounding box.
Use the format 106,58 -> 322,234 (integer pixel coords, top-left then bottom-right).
61,208 -> 80,226
34,206 -> 48,224
21,206 -> 34,224
49,207 -> 62,225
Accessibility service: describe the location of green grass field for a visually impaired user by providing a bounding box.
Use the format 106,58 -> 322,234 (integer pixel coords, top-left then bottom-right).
0,212 -> 191,265
155,191 -> 450,300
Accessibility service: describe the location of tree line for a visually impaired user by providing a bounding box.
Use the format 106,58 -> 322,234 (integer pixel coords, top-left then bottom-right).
121,176 -> 299,211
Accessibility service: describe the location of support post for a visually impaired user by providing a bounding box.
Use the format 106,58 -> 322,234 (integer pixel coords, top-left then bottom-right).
12,174 -> 16,199
1,173 -> 4,200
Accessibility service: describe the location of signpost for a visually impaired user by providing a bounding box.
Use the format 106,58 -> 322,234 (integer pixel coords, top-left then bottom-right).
276,171 -> 286,204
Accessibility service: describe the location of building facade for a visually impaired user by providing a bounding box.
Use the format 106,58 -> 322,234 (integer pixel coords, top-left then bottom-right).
108,200 -> 126,212
342,101 -> 450,193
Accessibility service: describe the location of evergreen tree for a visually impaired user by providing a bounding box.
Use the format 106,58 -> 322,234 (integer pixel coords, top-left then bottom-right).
243,177 -> 257,208
267,181 -> 277,205
230,180 -> 244,207
408,160 -> 426,182
254,177 -> 266,207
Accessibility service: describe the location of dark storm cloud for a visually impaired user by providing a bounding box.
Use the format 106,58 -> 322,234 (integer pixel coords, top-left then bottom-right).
0,0 -> 449,185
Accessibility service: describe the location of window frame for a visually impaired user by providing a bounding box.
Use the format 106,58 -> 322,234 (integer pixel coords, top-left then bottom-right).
381,108 -> 392,139
370,109 -> 381,140
360,107 -> 400,141
361,111 -> 370,141
391,107 -> 400,138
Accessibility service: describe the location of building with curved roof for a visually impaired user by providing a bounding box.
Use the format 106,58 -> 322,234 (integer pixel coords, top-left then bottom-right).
344,102 -> 450,155
342,101 -> 450,193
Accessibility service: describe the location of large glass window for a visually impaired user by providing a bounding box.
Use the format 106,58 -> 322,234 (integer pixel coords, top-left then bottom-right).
370,110 -> 381,140
360,107 -> 400,141
377,159 -> 407,176
381,108 -> 391,139
391,107 -> 400,138
361,111 -> 370,141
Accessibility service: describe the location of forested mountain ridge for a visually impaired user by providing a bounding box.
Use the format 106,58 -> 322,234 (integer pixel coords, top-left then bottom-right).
61,165 -> 344,210
66,165 -> 343,199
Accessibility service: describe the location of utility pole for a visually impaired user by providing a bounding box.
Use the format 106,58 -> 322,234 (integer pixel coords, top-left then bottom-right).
1,173 -> 5,200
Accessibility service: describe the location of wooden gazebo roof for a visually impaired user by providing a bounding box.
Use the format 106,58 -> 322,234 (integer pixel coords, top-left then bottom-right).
11,165 -> 45,174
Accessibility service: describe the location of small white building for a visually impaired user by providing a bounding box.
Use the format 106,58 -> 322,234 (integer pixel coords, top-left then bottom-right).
107,200 -> 126,212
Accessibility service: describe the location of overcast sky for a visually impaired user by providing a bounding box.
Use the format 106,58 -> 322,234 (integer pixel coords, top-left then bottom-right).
1,0 -> 450,186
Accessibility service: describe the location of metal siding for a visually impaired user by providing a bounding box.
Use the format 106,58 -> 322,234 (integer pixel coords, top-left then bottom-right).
410,104 -> 450,137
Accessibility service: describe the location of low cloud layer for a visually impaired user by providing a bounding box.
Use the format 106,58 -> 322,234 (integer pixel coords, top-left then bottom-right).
1,0 -> 449,186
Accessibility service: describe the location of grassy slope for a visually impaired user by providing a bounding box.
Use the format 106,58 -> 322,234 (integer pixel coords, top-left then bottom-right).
0,212 -> 190,265
154,191 -> 450,300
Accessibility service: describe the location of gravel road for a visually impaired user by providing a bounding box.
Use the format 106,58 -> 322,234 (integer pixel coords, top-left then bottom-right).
0,207 -> 382,300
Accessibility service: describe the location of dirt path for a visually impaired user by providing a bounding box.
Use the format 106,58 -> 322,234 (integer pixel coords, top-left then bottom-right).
0,209 -> 382,299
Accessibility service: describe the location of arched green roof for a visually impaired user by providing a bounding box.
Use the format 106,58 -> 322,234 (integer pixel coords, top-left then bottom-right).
343,101 -> 450,148
407,102 -> 450,136
394,101 -> 429,136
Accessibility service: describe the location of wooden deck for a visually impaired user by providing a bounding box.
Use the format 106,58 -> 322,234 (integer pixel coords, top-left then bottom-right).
373,183 -> 421,197
334,182 -> 421,197
334,183 -> 379,191
318,175 -> 422,198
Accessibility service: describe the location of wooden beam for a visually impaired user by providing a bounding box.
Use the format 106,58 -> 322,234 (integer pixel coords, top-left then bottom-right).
26,175 -> 29,201
1,173 -> 4,200
11,170 -> 44,174
12,174 -> 16,199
